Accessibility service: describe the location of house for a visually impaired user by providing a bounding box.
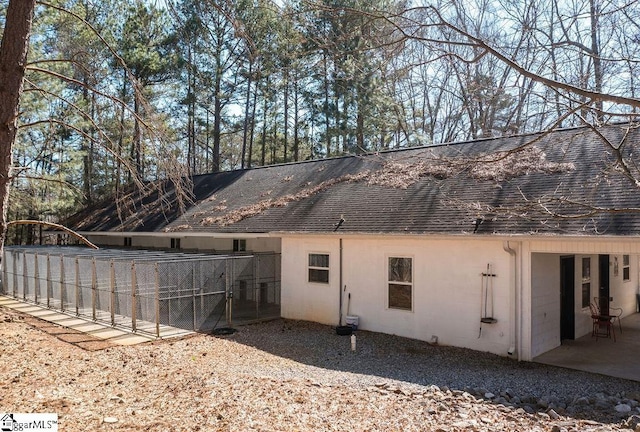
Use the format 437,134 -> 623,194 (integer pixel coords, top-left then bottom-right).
64,123 -> 640,361
1,414 -> 14,430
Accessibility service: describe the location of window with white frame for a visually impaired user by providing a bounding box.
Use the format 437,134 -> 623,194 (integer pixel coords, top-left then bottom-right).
308,253 -> 329,283
623,255 -> 630,281
581,257 -> 591,308
388,257 -> 413,311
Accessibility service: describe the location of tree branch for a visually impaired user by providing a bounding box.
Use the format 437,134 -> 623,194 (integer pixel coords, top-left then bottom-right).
7,220 -> 98,249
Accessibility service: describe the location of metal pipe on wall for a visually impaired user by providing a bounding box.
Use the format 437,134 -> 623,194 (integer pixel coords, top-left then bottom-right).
338,238 -> 343,326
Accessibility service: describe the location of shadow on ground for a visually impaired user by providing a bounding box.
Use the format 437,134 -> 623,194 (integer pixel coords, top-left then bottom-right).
212,318 -> 640,427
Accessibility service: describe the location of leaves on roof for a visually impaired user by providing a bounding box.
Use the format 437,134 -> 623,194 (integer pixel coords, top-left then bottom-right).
165,146 -> 574,230
367,146 -> 575,189
196,172 -> 370,227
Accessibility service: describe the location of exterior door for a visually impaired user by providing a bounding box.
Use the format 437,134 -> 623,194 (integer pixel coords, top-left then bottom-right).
560,256 -> 575,340
599,255 -> 610,314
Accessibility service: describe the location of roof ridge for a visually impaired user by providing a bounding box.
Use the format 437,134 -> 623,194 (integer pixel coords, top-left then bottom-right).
192,122 -> 615,178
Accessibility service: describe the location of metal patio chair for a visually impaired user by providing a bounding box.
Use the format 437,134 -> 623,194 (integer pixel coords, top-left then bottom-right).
594,297 -> 623,333
589,302 -> 616,341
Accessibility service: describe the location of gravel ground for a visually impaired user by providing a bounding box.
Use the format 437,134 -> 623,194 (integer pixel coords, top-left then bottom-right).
1,306 -> 639,431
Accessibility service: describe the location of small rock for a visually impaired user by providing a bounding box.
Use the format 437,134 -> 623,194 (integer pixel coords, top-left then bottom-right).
616,403 -> 632,414
103,417 -> 118,424
484,392 -> 495,399
574,397 -> 590,406
547,409 -> 560,420
594,398 -> 610,410
523,405 -> 535,414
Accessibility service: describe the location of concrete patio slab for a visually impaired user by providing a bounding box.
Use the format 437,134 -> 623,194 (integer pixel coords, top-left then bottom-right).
534,313 -> 640,382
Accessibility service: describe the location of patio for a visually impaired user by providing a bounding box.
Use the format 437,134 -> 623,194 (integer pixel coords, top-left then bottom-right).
534,312 -> 640,382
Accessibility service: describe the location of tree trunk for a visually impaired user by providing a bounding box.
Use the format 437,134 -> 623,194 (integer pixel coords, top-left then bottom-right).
82,74 -> 93,205
293,74 -> 300,162
283,67 -> 289,163
241,60 -> 253,169
133,88 -> 143,179
213,74 -> 222,172
323,50 -> 331,157
590,0 -> 604,119
247,72 -> 258,168
0,0 -> 37,253
187,43 -> 195,175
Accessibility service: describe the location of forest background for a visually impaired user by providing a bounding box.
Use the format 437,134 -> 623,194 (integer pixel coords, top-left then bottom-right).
1,0 -> 639,244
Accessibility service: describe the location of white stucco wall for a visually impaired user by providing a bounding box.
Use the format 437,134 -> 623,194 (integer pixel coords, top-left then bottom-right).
281,235 -> 514,356
86,234 -> 281,253
530,254 -> 560,358
608,254 -> 638,317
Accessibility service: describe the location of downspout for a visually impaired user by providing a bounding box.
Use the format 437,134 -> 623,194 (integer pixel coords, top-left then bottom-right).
338,238 -> 343,326
503,241 -> 520,360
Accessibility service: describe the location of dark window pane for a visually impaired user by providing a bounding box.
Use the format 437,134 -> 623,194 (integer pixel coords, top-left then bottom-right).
582,283 -> 590,308
623,255 -> 630,266
389,258 -> 412,282
582,257 -> 590,279
233,239 -> 246,252
309,269 -> 329,283
309,254 -> 329,268
389,283 -> 412,310
624,266 -> 630,281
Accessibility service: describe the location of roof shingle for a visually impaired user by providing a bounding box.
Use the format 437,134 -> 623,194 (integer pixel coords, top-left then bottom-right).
67,124 -> 640,237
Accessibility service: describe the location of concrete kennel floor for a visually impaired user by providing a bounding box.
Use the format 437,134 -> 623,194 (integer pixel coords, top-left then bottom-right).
0,295 -> 192,345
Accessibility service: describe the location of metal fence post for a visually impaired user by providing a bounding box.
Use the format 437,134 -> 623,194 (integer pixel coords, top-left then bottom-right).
75,258 -> 80,315
1,248 -> 7,296
92,258 -> 97,321
12,250 -> 17,298
60,255 -> 65,312
254,256 -> 260,318
34,253 -> 40,305
226,259 -> 233,325
46,254 -> 51,308
192,264 -> 197,331
22,251 -> 27,301
110,260 -> 115,326
155,263 -> 160,338
131,262 -> 137,332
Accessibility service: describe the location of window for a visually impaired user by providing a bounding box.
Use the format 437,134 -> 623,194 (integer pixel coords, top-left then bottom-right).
233,239 -> 247,252
124,237 -> 132,247
388,257 -> 413,311
623,255 -> 630,281
308,253 -> 329,283
581,257 -> 591,308
170,238 -> 181,249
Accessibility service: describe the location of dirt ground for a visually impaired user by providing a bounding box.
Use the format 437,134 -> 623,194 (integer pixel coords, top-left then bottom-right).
0,307 -> 633,431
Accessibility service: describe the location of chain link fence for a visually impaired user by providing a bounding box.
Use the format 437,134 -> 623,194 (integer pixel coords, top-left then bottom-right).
2,246 -> 281,337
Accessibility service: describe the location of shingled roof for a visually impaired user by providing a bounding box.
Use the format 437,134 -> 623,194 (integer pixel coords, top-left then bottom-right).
67,123 -> 640,236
